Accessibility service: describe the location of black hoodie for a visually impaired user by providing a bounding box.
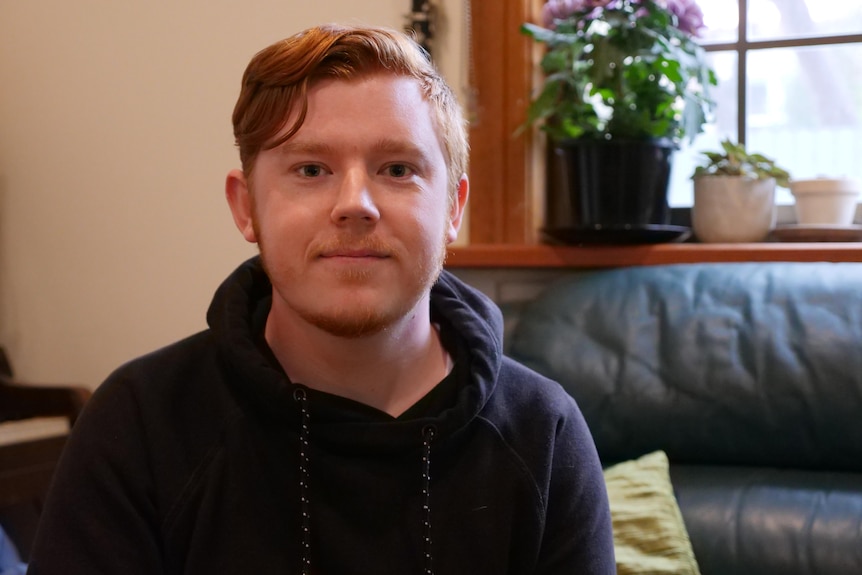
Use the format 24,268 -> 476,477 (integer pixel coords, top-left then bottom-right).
28,257 -> 614,574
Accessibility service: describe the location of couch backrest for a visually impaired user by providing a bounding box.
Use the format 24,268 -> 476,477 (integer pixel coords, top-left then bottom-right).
507,262 -> 862,471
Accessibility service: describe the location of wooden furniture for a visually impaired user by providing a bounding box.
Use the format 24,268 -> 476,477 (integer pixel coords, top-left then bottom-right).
0,347 -> 91,561
446,242 -> 862,268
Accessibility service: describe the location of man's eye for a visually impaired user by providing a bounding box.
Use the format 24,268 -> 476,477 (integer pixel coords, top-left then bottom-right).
298,165 -> 324,177
385,164 -> 413,178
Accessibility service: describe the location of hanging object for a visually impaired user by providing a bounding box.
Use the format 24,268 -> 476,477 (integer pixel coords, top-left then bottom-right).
405,0 -> 435,58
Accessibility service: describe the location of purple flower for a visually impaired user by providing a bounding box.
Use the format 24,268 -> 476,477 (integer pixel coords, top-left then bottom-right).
541,0 -> 615,28
541,0 -> 584,28
665,0 -> 706,36
540,0 -> 706,35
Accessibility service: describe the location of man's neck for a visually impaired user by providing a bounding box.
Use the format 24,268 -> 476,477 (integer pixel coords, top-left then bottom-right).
264,298 -> 452,418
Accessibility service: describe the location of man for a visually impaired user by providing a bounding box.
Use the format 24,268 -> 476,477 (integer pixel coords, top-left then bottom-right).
28,24 -> 614,574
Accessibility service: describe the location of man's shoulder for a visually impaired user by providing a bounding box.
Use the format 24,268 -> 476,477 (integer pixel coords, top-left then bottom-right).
93,329 -> 230,415
109,329 -> 218,385
475,356 -> 601,497
78,328 -> 243,463
494,355 -> 577,412
478,356 -> 583,441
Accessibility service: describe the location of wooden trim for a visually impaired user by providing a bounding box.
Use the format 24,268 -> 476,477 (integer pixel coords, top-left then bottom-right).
467,0 -> 534,244
446,243 -> 862,268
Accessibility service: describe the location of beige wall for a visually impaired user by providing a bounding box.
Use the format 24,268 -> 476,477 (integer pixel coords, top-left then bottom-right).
0,0 -> 466,389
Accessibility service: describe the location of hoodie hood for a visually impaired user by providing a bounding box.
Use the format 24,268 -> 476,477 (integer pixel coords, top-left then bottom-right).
206,256 -> 505,452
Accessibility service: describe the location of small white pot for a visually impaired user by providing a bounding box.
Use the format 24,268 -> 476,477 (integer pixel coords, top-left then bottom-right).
692,176 -> 776,243
789,178 -> 860,226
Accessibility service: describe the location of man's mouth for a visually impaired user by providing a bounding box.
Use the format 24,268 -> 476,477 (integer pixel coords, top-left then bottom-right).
318,248 -> 390,259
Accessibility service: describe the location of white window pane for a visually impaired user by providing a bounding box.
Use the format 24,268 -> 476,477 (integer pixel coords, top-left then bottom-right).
668,42 -> 862,208
747,44 -> 862,204
749,0 -> 862,41
699,0 -> 738,43
667,52 -> 738,207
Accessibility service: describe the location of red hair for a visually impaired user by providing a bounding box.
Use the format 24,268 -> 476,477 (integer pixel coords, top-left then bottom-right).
232,24 -> 468,200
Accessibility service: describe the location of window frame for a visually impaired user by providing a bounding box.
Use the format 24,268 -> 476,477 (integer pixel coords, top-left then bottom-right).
703,1 -> 862,146
466,0 -> 535,244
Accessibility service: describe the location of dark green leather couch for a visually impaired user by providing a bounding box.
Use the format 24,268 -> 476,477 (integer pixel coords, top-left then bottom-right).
505,262 -> 862,575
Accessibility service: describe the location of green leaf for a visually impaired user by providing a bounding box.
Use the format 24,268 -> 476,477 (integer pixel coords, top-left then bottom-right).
521,0 -> 717,143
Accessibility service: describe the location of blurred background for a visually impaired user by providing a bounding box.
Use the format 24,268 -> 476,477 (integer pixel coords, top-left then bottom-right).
669,0 -> 862,206
0,0 -> 467,389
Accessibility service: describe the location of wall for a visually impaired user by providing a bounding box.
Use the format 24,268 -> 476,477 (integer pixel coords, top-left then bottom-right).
0,0 -> 466,388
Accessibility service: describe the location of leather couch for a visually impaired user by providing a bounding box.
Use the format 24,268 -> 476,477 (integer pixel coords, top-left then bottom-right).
504,262 -> 862,575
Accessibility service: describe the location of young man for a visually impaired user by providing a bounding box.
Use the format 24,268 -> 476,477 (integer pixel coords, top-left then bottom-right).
28,25 -> 614,574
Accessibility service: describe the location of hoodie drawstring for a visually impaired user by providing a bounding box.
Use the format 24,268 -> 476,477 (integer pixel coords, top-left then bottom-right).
294,387 -> 313,575
292,388 -> 438,575
421,424 -> 436,575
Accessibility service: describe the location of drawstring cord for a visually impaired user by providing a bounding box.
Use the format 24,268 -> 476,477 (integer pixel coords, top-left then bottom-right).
293,387 -> 438,575
294,387 -> 312,575
421,424 -> 437,575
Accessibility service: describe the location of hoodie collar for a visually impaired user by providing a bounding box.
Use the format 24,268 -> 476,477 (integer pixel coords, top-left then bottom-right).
207,256 -> 504,450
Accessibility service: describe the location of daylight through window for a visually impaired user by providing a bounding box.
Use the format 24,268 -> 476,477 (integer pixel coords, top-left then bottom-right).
668,0 -> 862,207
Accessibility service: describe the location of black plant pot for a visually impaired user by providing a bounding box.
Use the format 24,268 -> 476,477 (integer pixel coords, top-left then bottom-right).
548,138 -> 676,229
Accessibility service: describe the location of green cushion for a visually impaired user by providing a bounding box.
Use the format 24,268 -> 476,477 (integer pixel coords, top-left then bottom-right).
603,451 -> 701,575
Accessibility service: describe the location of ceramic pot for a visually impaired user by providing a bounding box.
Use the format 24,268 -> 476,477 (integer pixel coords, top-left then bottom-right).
789,178 -> 860,225
692,176 -> 776,242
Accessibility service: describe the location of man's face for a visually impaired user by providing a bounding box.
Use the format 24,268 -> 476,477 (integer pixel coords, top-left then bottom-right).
227,73 -> 467,338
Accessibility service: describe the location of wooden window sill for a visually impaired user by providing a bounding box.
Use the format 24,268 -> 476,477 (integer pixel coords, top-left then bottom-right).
445,243 -> 862,269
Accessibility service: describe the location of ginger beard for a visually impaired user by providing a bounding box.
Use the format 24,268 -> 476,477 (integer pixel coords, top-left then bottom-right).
250,190 -> 451,339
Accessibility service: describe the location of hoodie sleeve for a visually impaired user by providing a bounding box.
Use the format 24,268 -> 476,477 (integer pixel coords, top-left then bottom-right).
26,374 -> 164,575
534,395 -> 616,574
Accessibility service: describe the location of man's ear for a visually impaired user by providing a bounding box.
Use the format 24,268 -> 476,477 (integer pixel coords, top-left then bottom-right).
445,174 -> 469,244
225,169 -> 258,244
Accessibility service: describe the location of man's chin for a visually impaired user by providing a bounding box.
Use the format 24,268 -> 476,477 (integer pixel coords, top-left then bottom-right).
302,308 -> 393,339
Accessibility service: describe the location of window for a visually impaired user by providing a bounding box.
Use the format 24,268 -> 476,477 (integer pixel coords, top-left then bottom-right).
466,0 -> 862,243
666,0 -> 862,206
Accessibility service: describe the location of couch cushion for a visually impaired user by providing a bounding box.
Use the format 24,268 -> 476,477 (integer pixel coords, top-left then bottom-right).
507,262 -> 862,471
670,465 -> 862,575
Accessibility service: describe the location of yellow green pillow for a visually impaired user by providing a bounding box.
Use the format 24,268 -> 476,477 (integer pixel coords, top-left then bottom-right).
603,450 -> 701,575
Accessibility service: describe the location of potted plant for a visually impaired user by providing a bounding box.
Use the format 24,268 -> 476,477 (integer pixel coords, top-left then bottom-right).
691,139 -> 791,243
522,0 -> 717,239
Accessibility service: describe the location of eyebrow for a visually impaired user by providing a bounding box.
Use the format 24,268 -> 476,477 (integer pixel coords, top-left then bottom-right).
278,138 -> 431,159
369,138 -> 430,159
278,141 -> 336,156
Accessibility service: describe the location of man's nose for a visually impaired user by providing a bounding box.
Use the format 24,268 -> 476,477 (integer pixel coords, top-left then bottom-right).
330,169 -> 380,224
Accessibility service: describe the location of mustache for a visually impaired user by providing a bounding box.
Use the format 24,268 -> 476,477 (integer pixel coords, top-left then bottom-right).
310,235 -> 398,258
